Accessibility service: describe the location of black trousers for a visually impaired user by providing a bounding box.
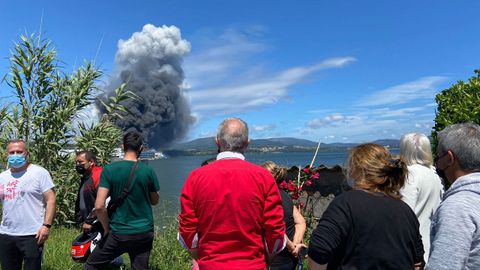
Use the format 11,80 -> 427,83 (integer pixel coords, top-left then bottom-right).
0,234 -> 43,270
84,231 -> 154,270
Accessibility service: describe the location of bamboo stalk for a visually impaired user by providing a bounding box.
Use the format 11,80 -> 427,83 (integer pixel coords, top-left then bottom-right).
310,140 -> 321,168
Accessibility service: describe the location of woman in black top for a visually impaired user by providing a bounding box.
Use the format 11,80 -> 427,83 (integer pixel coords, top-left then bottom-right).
308,143 -> 424,270
262,161 -> 307,270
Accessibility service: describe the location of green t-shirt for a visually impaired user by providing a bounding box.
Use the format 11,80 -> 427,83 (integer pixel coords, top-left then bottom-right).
100,160 -> 160,234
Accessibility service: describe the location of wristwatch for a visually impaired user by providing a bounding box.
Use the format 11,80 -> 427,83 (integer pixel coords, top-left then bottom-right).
42,223 -> 52,228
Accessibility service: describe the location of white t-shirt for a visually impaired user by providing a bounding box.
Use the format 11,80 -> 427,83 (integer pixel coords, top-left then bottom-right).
0,164 -> 55,236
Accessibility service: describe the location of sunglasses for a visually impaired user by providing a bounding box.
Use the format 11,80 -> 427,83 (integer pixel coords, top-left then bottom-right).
434,152 -> 449,164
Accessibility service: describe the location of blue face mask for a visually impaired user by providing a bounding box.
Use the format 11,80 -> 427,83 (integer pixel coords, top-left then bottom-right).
8,154 -> 27,169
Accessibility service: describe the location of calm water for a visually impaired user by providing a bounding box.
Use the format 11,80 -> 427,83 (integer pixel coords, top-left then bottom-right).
150,151 -> 349,219
150,149 -> 399,222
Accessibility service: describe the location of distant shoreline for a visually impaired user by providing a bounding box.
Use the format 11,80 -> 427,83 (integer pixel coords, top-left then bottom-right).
164,147 -> 400,157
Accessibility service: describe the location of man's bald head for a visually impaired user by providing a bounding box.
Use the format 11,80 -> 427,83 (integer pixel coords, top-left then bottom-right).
216,118 -> 249,153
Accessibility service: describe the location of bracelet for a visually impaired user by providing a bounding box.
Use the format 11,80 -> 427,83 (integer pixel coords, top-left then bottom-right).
42,223 -> 52,228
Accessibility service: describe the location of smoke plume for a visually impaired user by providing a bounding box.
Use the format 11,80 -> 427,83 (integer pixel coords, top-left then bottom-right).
98,24 -> 194,149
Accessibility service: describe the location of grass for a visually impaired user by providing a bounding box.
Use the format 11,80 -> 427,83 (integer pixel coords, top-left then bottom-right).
0,219 -> 309,270
0,221 -> 192,270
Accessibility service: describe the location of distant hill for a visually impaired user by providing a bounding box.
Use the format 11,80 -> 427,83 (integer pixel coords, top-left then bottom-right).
267,137 -> 318,147
165,137 -> 400,156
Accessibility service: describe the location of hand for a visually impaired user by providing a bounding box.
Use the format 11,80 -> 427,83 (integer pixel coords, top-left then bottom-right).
189,248 -> 199,260
291,243 -> 308,258
36,225 -> 50,244
82,223 -> 92,233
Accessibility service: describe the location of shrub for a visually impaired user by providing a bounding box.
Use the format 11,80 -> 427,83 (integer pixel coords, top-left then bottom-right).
0,33 -> 133,225
431,69 -> 480,152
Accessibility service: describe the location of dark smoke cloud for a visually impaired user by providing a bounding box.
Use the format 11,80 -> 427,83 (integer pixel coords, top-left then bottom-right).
98,24 -> 195,149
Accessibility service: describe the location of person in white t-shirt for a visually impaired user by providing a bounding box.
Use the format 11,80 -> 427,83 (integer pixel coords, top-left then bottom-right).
400,133 -> 444,262
0,139 -> 56,270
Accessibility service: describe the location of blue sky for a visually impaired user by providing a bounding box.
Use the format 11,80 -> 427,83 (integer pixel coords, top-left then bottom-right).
0,1 -> 479,144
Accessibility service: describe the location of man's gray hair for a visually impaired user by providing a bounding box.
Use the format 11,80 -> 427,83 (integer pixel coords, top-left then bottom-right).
400,133 -> 433,167
437,122 -> 480,171
216,118 -> 249,153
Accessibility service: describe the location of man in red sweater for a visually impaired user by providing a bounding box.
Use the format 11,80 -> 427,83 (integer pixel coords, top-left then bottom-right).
178,118 -> 286,270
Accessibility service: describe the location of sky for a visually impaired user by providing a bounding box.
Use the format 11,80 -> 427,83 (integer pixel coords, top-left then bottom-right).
0,0 -> 479,145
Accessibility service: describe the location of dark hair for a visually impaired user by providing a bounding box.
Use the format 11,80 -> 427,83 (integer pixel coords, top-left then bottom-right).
76,150 -> 97,163
123,131 -> 143,153
347,143 -> 407,199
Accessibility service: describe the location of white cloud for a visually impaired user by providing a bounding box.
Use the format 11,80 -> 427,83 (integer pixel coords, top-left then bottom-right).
74,104 -> 100,127
357,76 -> 448,107
184,27 -> 356,118
189,57 -> 355,115
364,106 -> 425,118
306,114 -> 359,129
252,124 -> 277,132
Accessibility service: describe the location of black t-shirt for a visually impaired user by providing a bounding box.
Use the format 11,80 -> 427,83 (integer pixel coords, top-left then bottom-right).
74,174 -> 97,225
308,189 -> 424,270
271,189 -> 297,266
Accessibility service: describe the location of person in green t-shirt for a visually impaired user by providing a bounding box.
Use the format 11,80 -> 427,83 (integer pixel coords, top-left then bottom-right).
85,131 -> 160,270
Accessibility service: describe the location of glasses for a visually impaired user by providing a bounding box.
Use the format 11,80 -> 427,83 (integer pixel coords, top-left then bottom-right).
434,152 -> 449,164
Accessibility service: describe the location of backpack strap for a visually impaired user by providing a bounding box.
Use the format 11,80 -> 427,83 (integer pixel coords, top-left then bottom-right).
107,161 -> 138,216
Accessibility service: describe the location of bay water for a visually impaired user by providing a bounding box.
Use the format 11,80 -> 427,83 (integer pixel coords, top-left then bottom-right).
150,151 -> 349,223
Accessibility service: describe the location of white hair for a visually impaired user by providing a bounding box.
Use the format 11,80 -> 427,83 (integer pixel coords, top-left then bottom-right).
400,133 -> 433,167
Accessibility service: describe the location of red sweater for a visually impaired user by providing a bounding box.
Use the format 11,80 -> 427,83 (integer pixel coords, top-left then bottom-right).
178,158 -> 285,270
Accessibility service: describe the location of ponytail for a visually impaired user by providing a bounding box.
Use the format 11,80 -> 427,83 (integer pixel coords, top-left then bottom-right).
380,157 -> 407,199
349,144 -> 408,200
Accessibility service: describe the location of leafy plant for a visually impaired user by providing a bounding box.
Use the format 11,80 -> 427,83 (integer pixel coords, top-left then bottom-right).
431,69 -> 480,152
0,33 -> 132,225
279,165 -> 321,233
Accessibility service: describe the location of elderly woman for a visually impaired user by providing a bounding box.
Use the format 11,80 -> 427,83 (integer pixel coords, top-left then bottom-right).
308,144 -> 424,270
400,133 -> 444,262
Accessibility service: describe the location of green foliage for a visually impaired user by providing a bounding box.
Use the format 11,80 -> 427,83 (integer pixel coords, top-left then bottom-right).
431,69 -> 480,152
76,120 -> 123,166
5,219 -> 191,270
0,33 -> 131,225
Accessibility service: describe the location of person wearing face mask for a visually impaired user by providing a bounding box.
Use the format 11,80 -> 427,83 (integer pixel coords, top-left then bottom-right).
426,123 -> 480,270
74,151 -> 124,267
74,151 -> 103,232
0,139 -> 56,270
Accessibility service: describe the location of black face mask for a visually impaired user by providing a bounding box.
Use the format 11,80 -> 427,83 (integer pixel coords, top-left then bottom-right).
75,164 -> 87,175
436,166 -> 446,181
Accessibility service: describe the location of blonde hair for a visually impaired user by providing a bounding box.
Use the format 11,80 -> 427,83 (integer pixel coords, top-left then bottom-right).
400,133 -> 433,167
261,161 -> 288,184
347,143 -> 407,199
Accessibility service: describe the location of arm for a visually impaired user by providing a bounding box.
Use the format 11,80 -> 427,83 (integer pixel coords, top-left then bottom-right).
426,199 -> 475,270
292,205 -> 306,244
178,174 -> 199,254
149,169 -> 160,206
308,197 -> 350,268
263,177 -> 286,257
308,257 -> 328,270
150,191 -> 159,205
36,188 -> 56,244
95,187 -> 110,234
